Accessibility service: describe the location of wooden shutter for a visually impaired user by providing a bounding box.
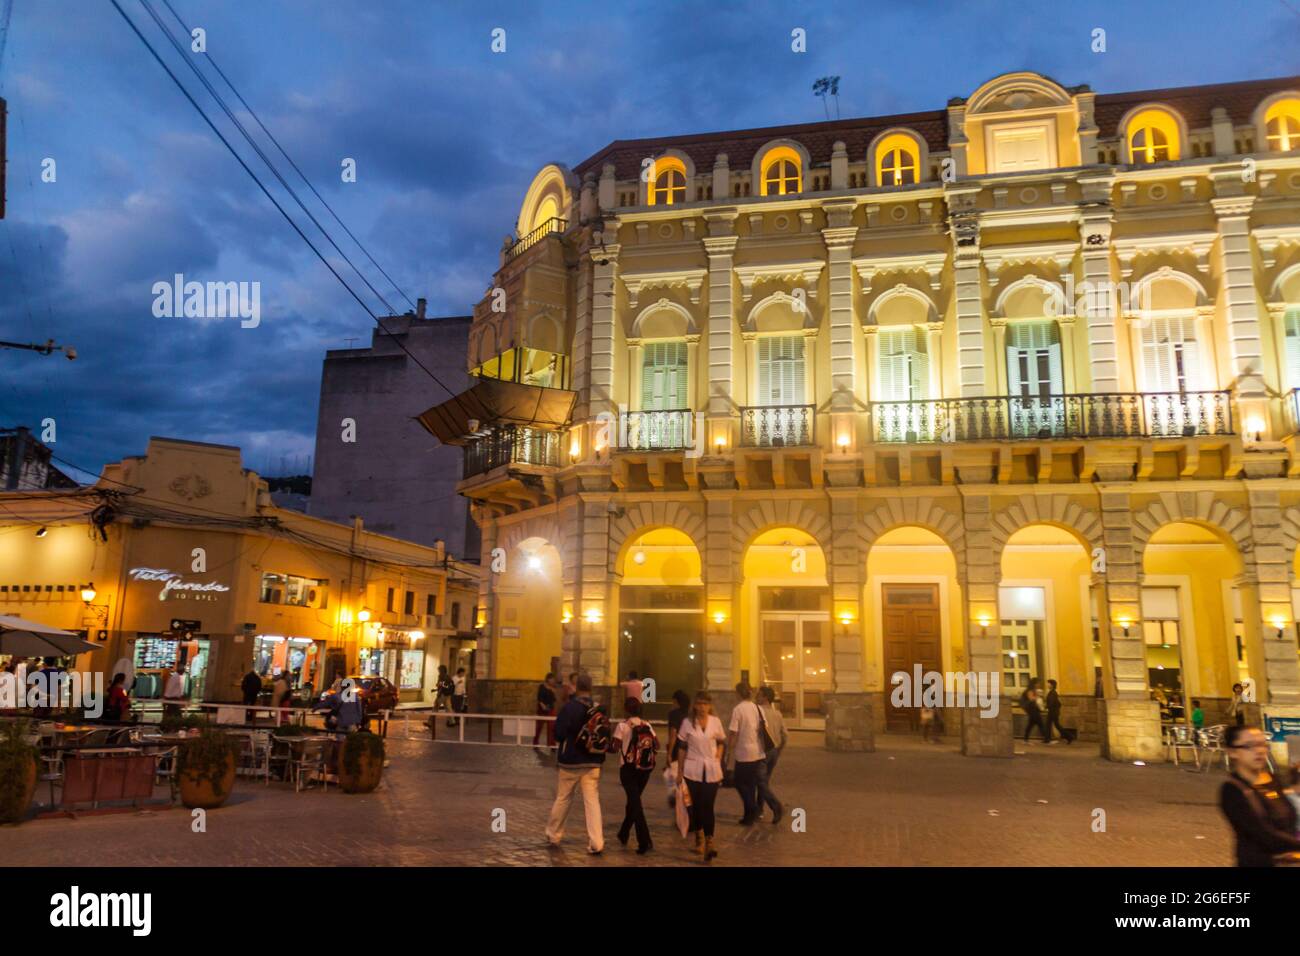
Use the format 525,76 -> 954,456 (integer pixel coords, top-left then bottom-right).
1142,315 -> 1199,392
641,341 -> 687,410
1007,321 -> 1062,397
759,335 -> 804,406
1286,309 -> 1300,388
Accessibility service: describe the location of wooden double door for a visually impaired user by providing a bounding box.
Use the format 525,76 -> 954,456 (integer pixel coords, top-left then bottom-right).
881,584 -> 942,733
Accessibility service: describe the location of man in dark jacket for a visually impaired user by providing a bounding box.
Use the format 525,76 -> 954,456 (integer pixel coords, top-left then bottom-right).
532,673 -> 557,748
241,668 -> 263,723
544,673 -> 606,854
1043,679 -> 1071,744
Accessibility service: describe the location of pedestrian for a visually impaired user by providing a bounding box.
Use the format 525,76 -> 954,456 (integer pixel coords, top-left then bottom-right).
241,666 -> 262,723
1019,682 -> 1048,743
435,665 -> 456,726
104,672 -> 131,722
621,670 -> 644,714
545,673 -> 608,854
533,672 -> 557,747
1043,679 -> 1071,744
752,686 -> 785,824
163,663 -> 187,719
664,689 -> 690,808
451,667 -> 468,719
1192,698 -> 1205,732
919,702 -> 939,743
557,671 -> 578,708
676,690 -> 725,860
727,682 -> 767,827
1219,725 -> 1300,866
1228,683 -> 1246,727
756,686 -> 788,778
613,696 -> 657,854
272,670 -> 292,726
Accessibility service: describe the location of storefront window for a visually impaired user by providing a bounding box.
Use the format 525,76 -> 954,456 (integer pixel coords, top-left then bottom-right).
359,648 -> 387,678
619,587 -> 703,716
259,572 -> 328,607
399,649 -> 424,690
253,636 -> 322,691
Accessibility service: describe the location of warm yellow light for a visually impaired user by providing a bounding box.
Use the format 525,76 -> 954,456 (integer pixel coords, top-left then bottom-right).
632,550 -> 646,565
1270,616 -> 1289,633
569,440 -> 581,459
80,583 -> 97,603
1246,416 -> 1267,439
712,610 -> 727,625
713,434 -> 726,449
584,607 -> 603,624
527,554 -> 543,571
411,631 -> 424,641
976,612 -> 992,628
837,608 -> 855,625
357,607 -> 372,623
561,609 -> 573,624
836,433 -> 851,449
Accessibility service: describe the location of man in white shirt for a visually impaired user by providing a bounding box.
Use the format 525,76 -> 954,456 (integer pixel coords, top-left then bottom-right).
163,664 -> 187,717
727,682 -> 766,827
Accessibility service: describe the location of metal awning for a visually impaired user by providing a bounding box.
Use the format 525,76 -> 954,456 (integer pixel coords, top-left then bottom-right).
415,377 -> 578,445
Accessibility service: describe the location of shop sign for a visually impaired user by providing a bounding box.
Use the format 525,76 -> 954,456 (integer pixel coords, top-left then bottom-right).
129,567 -> 230,602
1265,715 -> 1300,742
499,627 -> 520,638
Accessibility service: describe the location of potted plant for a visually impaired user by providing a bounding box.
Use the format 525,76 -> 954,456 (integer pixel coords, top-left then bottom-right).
174,725 -> 238,809
158,713 -> 208,735
338,730 -> 384,793
0,720 -> 38,825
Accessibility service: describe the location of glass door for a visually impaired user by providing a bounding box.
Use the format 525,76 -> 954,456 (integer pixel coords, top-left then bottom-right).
760,613 -> 831,728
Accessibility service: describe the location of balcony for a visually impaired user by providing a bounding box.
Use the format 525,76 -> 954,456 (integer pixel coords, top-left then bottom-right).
619,409 -> 695,451
741,404 -> 816,448
870,391 -> 1233,443
506,216 -> 567,260
463,426 -> 562,477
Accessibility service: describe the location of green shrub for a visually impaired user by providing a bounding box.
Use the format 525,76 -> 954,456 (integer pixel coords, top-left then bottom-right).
174,726 -> 239,800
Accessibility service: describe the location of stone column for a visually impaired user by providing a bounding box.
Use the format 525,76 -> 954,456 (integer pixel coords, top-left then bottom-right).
959,492 -> 1013,757
702,215 -> 739,448
990,319 -> 1008,395
1210,178 -> 1267,422
1097,488 -> 1164,761
558,499 -> 582,680
1246,487 -> 1300,705
572,241 -> 593,421
945,185 -> 986,396
574,495 -> 611,685
588,239 -> 621,422
925,323 -> 944,399
822,202 -> 858,411
703,491 -> 735,688
1076,175 -> 1119,392
472,505 -> 498,680
626,339 -> 642,413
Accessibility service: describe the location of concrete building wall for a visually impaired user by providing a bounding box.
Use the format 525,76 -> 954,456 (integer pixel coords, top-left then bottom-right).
311,311 -> 479,560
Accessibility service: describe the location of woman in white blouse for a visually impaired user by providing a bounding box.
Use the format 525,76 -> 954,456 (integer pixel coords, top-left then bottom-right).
674,691 -> 726,860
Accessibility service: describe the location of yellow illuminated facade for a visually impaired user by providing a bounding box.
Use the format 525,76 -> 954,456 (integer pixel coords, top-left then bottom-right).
447,72 -> 1300,759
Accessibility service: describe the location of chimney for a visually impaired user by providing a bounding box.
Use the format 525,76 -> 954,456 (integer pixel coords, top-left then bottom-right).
416,297 -> 427,320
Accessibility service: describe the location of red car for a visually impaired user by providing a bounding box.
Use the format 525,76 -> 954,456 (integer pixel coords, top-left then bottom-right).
318,676 -> 398,715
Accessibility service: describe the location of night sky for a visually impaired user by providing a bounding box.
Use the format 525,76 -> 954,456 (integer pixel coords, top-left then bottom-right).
1,0 -> 1296,481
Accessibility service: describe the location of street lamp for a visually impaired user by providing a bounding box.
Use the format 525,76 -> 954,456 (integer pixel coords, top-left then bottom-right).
357,607 -> 372,623
80,583 -> 97,604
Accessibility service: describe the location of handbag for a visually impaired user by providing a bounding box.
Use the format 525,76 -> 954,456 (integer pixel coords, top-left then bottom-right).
758,706 -> 775,752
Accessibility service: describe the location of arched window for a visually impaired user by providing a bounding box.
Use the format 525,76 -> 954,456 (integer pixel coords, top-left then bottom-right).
757,335 -> 805,404
1265,100 -> 1300,152
875,133 -> 919,186
760,146 -> 802,196
532,196 -> 559,231
876,327 -> 928,402
647,157 -> 688,206
1127,108 -> 1181,164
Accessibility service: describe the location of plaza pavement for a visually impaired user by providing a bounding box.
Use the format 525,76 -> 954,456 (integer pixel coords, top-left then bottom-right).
2,732 -> 1235,866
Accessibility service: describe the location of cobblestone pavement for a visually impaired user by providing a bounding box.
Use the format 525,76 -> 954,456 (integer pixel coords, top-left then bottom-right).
3,734 -> 1235,866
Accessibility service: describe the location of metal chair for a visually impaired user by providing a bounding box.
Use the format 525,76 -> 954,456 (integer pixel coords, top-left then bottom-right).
1166,723 -> 1199,768
236,731 -> 271,785
152,746 -> 178,786
1197,724 -> 1229,772
290,738 -> 328,793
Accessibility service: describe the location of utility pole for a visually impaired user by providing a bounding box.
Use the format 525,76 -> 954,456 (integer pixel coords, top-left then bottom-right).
0,339 -> 77,360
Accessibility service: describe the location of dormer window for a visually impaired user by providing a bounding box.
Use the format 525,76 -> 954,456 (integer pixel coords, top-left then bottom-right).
1126,108 -> 1181,164
759,146 -> 802,196
647,156 -> 688,206
876,132 -> 919,186
1265,100 -> 1300,152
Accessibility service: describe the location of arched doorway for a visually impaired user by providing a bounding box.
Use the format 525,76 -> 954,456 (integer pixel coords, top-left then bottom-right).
492,536 -> 562,681
742,528 -> 829,728
865,526 -> 961,734
999,524 -> 1093,734
1141,522 -> 1243,728
616,528 -> 703,716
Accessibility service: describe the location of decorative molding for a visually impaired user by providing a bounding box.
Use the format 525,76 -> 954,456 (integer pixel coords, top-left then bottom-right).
1255,226 -> 1300,271
620,267 -> 706,309
734,260 -> 825,302
1111,230 -> 1216,278
981,240 -> 1078,286
852,251 -> 947,293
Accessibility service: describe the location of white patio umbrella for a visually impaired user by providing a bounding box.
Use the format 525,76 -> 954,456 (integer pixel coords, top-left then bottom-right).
0,615 -> 100,657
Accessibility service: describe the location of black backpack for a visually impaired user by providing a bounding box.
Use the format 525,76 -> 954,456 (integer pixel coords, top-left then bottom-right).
574,704 -> 611,756
623,720 -> 658,770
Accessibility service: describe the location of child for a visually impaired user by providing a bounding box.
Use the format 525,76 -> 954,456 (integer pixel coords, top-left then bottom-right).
1191,698 -> 1205,731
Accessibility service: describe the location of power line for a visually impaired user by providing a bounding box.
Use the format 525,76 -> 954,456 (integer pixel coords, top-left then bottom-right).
109,0 -> 472,421
158,0 -> 417,315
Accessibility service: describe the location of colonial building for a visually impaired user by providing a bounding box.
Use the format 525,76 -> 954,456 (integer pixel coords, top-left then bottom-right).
420,72 -> 1300,759
0,435 -> 479,705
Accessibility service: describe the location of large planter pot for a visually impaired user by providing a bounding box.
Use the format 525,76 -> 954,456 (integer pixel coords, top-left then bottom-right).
338,750 -> 383,794
177,749 -> 237,809
0,755 -> 37,824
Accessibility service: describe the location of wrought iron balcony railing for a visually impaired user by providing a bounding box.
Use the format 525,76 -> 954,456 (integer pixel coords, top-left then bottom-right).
619,409 -> 695,451
506,217 -> 567,259
740,404 -> 816,447
870,391 -> 1233,443
463,426 -> 562,477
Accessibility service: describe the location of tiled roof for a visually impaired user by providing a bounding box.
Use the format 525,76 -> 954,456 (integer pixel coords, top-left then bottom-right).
574,75 -> 1300,181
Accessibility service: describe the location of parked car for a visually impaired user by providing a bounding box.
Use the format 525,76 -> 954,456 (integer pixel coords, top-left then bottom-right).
316,676 -> 398,716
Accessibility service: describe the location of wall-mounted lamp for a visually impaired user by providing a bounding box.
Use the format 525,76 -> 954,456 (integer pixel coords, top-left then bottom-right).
357,607 -> 372,623
80,582 -> 97,604
584,607 -> 603,624
712,610 -> 727,626
632,549 -> 646,565
527,554 -> 543,572
1115,615 -> 1132,638
713,434 -> 727,452
1245,416 -> 1267,443
1271,616 -> 1289,639
35,527 -> 48,538
836,433 -> 851,450
411,631 -> 424,641
561,609 -> 573,625
975,611 -> 992,637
